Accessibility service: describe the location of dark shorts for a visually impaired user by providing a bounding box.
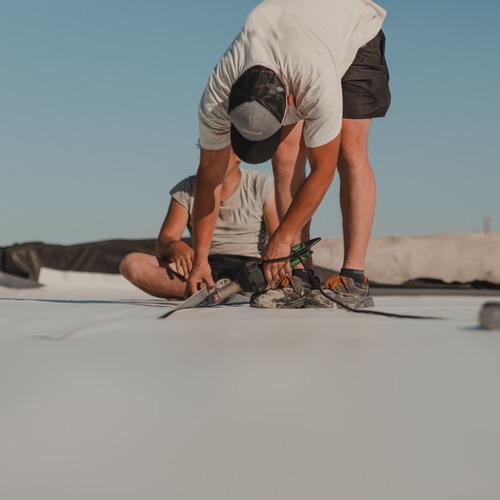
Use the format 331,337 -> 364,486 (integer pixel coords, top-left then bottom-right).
209,254 -> 256,282
342,30 -> 391,119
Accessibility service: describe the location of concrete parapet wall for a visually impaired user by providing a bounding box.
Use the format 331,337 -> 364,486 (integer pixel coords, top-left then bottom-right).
313,233 -> 500,285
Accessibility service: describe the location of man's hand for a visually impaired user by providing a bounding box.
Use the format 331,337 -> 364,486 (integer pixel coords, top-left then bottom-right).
187,260 -> 214,296
167,241 -> 194,280
261,235 -> 292,282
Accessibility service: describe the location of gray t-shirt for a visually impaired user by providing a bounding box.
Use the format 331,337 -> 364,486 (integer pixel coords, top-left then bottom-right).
170,169 -> 274,258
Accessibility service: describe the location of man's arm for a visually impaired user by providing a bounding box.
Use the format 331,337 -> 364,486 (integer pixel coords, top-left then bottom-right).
156,199 -> 192,279
262,135 -> 340,281
263,188 -> 280,238
187,145 -> 231,294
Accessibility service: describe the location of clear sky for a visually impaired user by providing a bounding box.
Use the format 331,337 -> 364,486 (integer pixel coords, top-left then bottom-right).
1,0 -> 499,246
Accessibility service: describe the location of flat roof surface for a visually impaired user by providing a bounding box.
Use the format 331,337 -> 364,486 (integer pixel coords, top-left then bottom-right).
2,270 -> 500,499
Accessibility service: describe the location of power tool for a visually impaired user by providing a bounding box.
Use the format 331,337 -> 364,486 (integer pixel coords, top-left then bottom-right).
200,237 -> 321,306
159,238 -> 320,318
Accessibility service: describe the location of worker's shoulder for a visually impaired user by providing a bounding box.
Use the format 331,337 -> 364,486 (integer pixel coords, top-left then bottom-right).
240,169 -> 274,201
241,168 -> 272,186
169,175 -> 196,196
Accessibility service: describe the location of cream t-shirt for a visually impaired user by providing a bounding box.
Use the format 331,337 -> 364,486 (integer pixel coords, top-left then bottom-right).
170,169 -> 274,258
199,0 -> 386,151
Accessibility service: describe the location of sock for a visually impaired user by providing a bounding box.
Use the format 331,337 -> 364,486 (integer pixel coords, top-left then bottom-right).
292,268 -> 321,289
340,267 -> 365,284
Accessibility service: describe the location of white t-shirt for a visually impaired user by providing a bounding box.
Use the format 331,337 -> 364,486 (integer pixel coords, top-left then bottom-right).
199,0 -> 386,151
170,169 -> 274,258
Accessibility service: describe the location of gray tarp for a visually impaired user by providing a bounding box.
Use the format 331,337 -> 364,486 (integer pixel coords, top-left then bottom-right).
0,240 -> 156,282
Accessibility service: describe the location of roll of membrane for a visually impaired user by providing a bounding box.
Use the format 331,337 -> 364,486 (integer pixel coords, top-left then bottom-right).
479,302 -> 500,330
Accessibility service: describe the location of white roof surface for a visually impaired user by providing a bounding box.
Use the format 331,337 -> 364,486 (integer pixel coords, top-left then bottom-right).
2,268 -> 500,499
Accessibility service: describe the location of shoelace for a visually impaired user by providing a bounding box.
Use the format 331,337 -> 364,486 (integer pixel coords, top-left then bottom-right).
271,274 -> 294,290
324,274 -> 349,292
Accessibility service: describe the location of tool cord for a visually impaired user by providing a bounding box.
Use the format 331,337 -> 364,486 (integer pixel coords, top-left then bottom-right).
301,265 -> 445,320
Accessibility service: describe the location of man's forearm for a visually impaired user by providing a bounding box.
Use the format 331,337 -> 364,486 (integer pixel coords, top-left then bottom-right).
274,138 -> 339,243
193,196 -> 218,262
156,236 -> 176,260
192,147 -> 230,262
156,239 -> 190,261
192,191 -> 220,262
275,168 -> 333,243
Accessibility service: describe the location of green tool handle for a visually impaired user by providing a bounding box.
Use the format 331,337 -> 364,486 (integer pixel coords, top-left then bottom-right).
290,237 -> 321,267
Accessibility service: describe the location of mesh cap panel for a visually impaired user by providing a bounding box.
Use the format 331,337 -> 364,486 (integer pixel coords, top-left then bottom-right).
228,66 -> 286,122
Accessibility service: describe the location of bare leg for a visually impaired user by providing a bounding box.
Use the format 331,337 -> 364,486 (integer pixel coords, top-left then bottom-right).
119,252 -> 187,299
337,118 -> 376,270
271,121 -> 310,245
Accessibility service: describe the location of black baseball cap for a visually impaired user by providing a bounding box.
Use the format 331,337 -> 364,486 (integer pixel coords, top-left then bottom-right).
228,65 -> 287,164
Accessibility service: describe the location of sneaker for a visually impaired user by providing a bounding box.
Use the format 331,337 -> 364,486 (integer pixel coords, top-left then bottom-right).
250,274 -> 307,309
304,274 -> 374,309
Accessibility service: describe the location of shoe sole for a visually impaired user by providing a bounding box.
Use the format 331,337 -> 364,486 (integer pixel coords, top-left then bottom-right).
250,296 -> 307,309
304,291 -> 374,310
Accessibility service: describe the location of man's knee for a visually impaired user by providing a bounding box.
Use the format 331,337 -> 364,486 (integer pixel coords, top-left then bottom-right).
339,118 -> 371,168
341,117 -> 370,146
119,252 -> 144,281
273,147 -> 302,178
272,122 -> 306,175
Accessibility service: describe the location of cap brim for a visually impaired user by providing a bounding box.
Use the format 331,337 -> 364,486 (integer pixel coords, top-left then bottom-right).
230,125 -> 283,165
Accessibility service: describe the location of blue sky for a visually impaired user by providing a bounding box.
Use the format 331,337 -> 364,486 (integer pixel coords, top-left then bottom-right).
1,0 -> 499,246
